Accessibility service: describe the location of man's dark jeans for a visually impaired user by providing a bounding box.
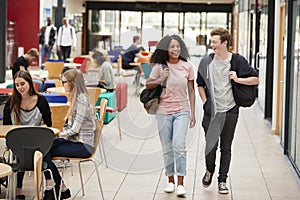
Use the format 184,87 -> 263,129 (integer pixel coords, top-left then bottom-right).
202,105 -> 239,183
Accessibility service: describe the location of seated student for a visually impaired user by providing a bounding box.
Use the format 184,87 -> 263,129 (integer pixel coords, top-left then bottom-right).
91,51 -> 115,92
3,70 -> 52,200
12,48 -> 45,92
43,69 -> 96,200
121,35 -> 150,71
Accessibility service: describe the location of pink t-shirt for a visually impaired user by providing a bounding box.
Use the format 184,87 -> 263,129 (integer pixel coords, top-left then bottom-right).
150,60 -> 194,114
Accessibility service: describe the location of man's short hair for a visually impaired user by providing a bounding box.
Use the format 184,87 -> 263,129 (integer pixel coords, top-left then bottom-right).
133,35 -> 140,43
210,27 -> 231,48
26,48 -> 39,58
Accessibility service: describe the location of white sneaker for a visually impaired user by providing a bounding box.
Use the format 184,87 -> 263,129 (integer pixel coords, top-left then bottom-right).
164,182 -> 175,193
177,185 -> 186,196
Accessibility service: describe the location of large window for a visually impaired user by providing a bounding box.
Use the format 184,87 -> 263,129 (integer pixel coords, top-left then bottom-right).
87,9 -> 229,55
290,0 -> 300,171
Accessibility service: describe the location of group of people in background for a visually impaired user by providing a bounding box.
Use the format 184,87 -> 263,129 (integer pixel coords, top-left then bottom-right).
38,17 -> 76,63
5,26 -> 259,199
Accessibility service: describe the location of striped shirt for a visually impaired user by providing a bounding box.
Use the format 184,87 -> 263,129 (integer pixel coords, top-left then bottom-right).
60,93 -> 96,147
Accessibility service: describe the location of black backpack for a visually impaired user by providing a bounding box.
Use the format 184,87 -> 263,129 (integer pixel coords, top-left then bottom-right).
210,53 -> 257,107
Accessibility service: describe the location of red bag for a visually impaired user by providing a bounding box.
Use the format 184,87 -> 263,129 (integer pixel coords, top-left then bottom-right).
115,82 -> 128,111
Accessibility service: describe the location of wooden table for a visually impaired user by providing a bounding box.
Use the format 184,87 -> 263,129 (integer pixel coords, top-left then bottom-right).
0,163 -> 12,178
0,125 -> 60,138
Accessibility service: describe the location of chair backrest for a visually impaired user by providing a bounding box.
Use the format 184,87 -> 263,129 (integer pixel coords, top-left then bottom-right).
74,57 -> 91,73
34,150 -> 43,200
92,98 -> 107,156
87,87 -> 101,106
141,62 -> 152,79
44,62 -> 64,79
107,50 -> 121,62
148,41 -> 158,52
49,104 -> 69,131
6,127 -> 55,170
55,80 -> 63,87
98,98 -> 108,122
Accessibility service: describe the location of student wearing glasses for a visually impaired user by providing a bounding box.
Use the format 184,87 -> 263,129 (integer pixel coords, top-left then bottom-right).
43,69 -> 96,200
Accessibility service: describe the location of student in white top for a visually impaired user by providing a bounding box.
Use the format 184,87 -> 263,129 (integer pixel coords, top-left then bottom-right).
57,17 -> 76,61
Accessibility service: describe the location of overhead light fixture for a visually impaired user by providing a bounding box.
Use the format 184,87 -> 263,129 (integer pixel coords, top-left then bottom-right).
207,2 -> 212,5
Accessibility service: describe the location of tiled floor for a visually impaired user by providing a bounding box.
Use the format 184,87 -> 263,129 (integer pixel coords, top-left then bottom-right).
1,57 -> 300,199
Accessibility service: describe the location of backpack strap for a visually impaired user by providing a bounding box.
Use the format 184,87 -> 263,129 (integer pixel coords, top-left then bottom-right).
161,64 -> 168,88
230,53 -> 238,71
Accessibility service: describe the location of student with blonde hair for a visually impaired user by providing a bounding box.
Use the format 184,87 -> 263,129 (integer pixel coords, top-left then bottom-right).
43,69 -> 96,200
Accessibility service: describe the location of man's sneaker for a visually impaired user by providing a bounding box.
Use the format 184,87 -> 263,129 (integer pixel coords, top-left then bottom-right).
177,185 -> 186,196
218,182 -> 229,194
164,182 -> 175,193
202,170 -> 213,188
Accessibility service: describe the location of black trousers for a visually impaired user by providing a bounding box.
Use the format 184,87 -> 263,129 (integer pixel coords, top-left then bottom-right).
58,46 -> 71,61
202,105 -> 239,183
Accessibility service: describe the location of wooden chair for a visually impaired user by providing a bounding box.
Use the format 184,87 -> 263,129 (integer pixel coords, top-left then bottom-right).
49,104 -> 69,131
44,62 -> 64,79
87,87 -> 101,106
55,80 -> 63,87
5,127 -> 56,200
52,98 -> 107,199
34,151 -> 43,200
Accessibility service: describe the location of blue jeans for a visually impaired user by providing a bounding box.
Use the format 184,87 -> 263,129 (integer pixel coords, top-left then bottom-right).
44,138 -> 93,186
156,112 -> 190,177
41,45 -> 52,64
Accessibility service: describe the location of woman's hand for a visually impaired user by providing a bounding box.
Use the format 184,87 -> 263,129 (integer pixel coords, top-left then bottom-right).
160,68 -> 169,82
189,115 -> 196,128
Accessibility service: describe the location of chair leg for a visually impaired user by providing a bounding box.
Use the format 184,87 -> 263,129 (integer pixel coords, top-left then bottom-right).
92,160 -> 105,200
78,162 -> 85,196
43,169 -> 57,200
99,140 -> 108,168
116,112 -> 122,141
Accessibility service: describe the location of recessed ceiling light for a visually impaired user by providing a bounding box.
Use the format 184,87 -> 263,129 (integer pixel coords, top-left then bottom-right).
207,2 -> 212,5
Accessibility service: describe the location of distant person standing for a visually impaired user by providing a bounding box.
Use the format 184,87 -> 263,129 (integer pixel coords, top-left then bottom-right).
38,17 -> 57,63
12,48 -> 45,92
57,17 -> 76,61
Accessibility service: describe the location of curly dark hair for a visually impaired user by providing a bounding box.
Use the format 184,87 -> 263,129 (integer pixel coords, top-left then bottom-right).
150,35 -> 189,65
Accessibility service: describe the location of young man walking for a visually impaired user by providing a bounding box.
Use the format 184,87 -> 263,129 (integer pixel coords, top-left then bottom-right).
196,27 -> 259,194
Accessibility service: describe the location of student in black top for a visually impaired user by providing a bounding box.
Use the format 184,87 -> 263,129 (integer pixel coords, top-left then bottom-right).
3,70 -> 52,200
122,35 -> 150,70
12,48 -> 45,92
196,27 -> 259,194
